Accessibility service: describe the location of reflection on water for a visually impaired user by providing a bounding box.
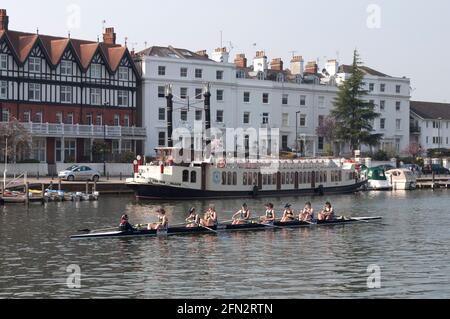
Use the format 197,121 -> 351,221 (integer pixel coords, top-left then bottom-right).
1,190 -> 450,298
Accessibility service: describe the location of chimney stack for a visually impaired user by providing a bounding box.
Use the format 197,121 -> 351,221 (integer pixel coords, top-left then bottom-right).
103,27 -> 116,45
211,47 -> 229,63
253,51 -> 268,72
304,61 -> 318,74
234,54 -> 247,68
290,56 -> 304,76
196,50 -> 209,58
270,58 -> 284,71
0,9 -> 9,31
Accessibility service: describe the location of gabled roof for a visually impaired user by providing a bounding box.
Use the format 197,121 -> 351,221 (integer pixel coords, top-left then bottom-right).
338,64 -> 391,77
0,29 -> 137,74
410,101 -> 450,120
138,46 -> 213,61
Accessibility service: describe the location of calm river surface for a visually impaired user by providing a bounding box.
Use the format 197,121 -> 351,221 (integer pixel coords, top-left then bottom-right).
0,190 -> 449,299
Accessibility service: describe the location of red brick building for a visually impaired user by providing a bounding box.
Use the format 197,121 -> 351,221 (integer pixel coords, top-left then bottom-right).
0,9 -> 145,165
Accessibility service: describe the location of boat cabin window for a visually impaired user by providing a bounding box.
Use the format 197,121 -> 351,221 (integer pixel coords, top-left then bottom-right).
183,170 -> 189,182
222,172 -> 227,185
190,171 -> 197,183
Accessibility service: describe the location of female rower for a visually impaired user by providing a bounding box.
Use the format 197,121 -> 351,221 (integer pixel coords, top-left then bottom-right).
280,204 -> 295,223
232,204 -> 251,225
299,202 -> 315,222
260,203 -> 276,224
148,209 -> 169,230
186,207 -> 200,228
318,202 -> 335,221
201,205 -> 218,227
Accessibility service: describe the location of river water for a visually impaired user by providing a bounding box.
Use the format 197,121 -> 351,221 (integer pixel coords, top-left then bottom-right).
0,190 -> 449,299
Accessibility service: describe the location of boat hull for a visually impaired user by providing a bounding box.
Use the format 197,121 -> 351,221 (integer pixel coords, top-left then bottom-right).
71,217 -> 382,240
127,180 -> 367,200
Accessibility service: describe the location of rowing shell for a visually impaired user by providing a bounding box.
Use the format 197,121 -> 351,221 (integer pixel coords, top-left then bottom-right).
70,217 -> 382,240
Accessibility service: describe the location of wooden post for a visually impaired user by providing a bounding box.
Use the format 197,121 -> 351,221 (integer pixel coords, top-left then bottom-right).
432,172 -> 435,190
86,181 -> 89,195
25,182 -> 29,205
41,183 -> 45,205
58,178 -> 62,191
49,181 -> 53,190
93,181 -> 97,194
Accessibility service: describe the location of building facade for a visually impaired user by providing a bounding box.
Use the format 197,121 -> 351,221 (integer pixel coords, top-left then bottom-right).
137,46 -> 411,158
0,9 -> 145,165
410,101 -> 450,152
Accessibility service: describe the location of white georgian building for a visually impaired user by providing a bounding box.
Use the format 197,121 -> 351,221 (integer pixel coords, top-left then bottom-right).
410,101 -> 450,151
136,46 -> 411,157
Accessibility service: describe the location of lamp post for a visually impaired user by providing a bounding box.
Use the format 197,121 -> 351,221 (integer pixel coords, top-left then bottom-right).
296,111 -> 301,157
102,102 -> 110,176
165,84 -> 174,148
438,117 -> 442,151
203,83 -> 212,154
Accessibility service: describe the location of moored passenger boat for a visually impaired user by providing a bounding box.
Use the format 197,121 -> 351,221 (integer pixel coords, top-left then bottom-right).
126,149 -> 366,200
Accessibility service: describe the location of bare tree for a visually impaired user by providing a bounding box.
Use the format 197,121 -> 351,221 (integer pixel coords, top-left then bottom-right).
404,142 -> 423,158
0,118 -> 32,163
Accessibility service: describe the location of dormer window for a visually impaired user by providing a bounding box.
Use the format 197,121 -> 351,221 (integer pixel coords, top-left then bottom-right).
295,75 -> 302,84
277,73 -> 284,82
28,57 -> 41,73
236,69 -> 246,79
257,71 -> 265,80
91,64 -> 102,78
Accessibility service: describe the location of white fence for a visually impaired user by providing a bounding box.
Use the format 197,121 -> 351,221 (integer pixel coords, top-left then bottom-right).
0,163 -> 134,177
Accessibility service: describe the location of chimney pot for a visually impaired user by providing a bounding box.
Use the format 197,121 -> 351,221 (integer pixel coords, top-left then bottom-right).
0,9 -> 9,31
103,27 -> 116,45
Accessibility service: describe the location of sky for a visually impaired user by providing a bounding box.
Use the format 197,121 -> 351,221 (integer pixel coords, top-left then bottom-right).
1,0 -> 449,102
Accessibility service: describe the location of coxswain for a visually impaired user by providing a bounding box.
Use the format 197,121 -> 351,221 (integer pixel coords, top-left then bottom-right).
280,204 -> 295,223
232,203 -> 251,225
260,203 -> 276,224
119,214 -> 135,232
318,202 -> 335,221
299,202 -> 315,222
186,207 -> 201,228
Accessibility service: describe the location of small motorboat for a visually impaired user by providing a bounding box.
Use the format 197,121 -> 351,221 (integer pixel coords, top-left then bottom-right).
362,167 -> 392,191
385,169 -> 417,190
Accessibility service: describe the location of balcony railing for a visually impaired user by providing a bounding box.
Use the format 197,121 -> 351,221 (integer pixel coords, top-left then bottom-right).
410,125 -> 421,134
3,122 -> 147,140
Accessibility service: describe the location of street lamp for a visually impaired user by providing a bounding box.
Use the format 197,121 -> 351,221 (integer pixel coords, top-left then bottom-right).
296,111 -> 301,157
103,102 -> 110,176
438,117 -> 442,151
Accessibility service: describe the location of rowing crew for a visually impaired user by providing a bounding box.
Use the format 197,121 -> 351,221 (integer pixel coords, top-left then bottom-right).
118,201 -> 335,232
232,201 -> 335,225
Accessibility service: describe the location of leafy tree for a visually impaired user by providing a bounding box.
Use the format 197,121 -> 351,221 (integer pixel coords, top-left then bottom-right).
331,50 -> 382,152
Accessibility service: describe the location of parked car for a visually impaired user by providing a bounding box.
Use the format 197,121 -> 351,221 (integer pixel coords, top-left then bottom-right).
58,166 -> 101,182
422,164 -> 450,175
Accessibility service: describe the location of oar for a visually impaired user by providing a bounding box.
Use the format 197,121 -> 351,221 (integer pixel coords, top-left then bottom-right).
199,224 -> 218,234
77,226 -> 118,233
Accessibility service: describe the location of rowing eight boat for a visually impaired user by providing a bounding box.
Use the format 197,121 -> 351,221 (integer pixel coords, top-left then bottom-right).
70,216 -> 382,240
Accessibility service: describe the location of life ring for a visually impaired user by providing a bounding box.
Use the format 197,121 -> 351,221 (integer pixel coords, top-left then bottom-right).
217,159 -> 226,169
